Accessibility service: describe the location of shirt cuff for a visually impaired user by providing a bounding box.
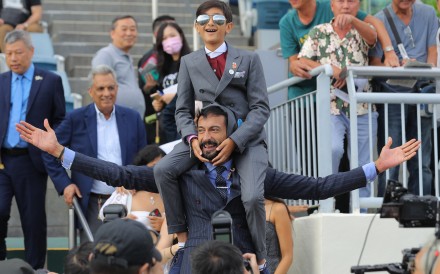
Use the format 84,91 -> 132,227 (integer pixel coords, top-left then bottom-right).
362,162 -> 377,182
186,134 -> 197,145
61,147 -> 75,170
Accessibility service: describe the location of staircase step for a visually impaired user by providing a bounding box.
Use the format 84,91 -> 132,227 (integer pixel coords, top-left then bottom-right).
69,77 -> 94,106
52,31 -> 152,44
54,42 -> 151,56
43,0 -> 150,13
43,10 -> 198,24
50,20 -> 243,36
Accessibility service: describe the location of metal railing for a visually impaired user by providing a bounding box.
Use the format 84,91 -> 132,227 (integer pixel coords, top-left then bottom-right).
266,65 -> 440,213
266,64 -> 335,212
68,197 -> 94,248
346,66 -> 440,212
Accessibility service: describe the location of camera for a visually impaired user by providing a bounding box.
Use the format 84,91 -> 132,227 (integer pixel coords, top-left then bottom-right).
350,180 -> 437,273
103,204 -> 127,223
380,179 -> 437,227
211,210 -> 233,244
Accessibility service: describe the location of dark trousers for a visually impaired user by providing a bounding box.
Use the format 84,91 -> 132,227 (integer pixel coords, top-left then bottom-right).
0,153 -> 47,269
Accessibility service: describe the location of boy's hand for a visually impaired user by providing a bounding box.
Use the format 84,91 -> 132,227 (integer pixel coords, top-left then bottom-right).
212,138 -> 236,166
191,139 -> 209,163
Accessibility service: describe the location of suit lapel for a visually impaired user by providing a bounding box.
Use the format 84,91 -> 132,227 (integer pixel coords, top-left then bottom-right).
26,68 -> 43,112
189,169 -> 216,193
84,104 -> 98,156
215,45 -> 242,97
115,106 -> 127,164
0,72 -> 12,142
192,49 -> 219,87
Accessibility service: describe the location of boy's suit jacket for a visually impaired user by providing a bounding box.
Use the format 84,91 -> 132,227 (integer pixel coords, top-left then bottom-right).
43,103 -> 147,214
175,44 -> 270,152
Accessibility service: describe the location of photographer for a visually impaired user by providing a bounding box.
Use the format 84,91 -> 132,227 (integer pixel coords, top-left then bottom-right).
413,238 -> 440,274
191,240 -> 259,274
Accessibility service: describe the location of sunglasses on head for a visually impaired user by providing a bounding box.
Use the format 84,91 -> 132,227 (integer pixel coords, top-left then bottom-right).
196,14 -> 226,26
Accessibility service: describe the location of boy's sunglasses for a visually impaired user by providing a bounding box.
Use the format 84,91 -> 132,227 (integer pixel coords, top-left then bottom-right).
196,14 -> 226,26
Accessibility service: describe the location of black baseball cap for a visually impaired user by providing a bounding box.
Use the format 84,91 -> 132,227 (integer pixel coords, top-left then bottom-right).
0,258 -> 35,274
92,218 -> 162,268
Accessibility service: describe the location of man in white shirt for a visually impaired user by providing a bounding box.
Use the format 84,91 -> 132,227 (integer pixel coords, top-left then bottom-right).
42,65 -> 147,240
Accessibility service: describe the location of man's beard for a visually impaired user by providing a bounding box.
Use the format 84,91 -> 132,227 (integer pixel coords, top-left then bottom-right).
200,139 -> 220,160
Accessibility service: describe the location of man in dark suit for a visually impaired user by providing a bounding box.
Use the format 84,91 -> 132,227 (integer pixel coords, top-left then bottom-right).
0,30 -> 65,269
43,64 -> 147,240
17,105 -> 419,273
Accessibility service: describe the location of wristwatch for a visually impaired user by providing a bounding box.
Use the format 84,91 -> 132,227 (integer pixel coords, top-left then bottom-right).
384,46 -> 394,52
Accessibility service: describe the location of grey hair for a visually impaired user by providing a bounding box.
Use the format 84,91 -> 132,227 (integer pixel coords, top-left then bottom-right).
88,65 -> 117,87
4,30 -> 33,49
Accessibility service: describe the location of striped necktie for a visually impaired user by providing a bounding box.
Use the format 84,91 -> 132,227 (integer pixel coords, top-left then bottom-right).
215,166 -> 228,202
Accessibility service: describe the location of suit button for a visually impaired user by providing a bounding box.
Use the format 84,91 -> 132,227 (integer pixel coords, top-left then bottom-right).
199,89 -> 205,93
230,103 -> 234,107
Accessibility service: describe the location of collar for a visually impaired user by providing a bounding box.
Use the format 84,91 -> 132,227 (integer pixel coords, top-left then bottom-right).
205,159 -> 233,173
205,42 -> 227,59
94,103 -> 116,120
110,43 -> 129,57
12,63 -> 35,81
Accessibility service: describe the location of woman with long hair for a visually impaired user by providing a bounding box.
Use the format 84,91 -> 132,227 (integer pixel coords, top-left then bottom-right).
149,22 -> 191,144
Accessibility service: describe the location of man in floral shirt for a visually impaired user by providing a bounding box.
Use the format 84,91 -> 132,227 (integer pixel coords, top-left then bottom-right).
298,0 -> 377,198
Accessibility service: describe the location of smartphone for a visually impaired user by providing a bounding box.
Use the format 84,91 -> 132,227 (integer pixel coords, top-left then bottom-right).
149,208 -> 161,217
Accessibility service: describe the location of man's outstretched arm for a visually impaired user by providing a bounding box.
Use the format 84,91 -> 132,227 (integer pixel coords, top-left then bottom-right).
265,137 -> 420,200
17,119 -> 158,192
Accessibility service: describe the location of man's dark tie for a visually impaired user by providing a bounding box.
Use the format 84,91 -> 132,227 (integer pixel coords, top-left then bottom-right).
215,166 -> 228,202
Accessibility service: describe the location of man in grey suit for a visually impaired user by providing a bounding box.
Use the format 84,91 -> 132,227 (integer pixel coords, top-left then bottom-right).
17,104 -> 420,273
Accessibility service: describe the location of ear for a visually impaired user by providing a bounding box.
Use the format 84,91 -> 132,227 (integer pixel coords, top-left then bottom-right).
138,262 -> 149,274
88,87 -> 93,98
88,253 -> 94,262
225,22 -> 234,34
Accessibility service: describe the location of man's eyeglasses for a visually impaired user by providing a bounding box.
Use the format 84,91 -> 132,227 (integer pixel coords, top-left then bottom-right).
196,14 -> 226,26
404,26 -> 415,48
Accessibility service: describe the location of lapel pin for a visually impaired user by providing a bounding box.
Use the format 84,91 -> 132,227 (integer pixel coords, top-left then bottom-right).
232,62 -> 237,69
228,69 -> 234,75
35,76 -> 43,81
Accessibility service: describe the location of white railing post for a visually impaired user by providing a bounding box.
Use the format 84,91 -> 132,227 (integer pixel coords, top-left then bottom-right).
347,70 -> 360,213
316,65 -> 334,212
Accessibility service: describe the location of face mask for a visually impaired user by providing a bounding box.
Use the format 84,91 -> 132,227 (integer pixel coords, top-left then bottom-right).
162,36 -> 183,55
